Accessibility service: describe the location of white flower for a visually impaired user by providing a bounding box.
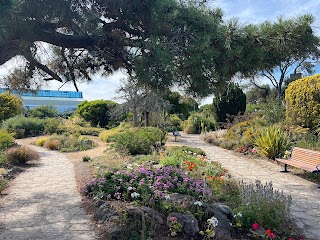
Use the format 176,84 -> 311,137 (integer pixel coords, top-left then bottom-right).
131,192 -> 140,198
207,216 -> 219,227
236,212 -> 242,218
127,164 -> 133,169
128,187 -> 133,191
165,195 -> 171,200
193,201 -> 203,207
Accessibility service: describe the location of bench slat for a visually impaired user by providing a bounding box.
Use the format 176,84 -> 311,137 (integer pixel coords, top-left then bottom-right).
276,147 -> 320,172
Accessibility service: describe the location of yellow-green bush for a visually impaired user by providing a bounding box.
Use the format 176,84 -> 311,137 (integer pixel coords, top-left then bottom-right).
285,74 -> 320,129
34,137 -> 48,146
225,117 -> 266,146
0,131 -> 15,149
99,128 -> 123,142
99,124 -> 131,142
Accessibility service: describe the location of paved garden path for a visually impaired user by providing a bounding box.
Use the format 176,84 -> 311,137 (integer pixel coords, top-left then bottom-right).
168,134 -> 320,240
0,144 -> 97,240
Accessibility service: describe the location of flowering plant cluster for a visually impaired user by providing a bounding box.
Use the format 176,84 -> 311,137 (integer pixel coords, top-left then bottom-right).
236,145 -> 257,155
185,161 -> 197,171
85,166 -> 211,202
168,216 -> 182,236
199,216 -> 219,239
251,223 -> 304,240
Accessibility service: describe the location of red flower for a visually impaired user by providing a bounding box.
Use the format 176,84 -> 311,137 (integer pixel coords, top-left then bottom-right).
266,229 -> 272,235
252,223 -> 259,231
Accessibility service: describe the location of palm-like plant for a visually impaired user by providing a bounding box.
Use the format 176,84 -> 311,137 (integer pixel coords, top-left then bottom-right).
254,126 -> 292,159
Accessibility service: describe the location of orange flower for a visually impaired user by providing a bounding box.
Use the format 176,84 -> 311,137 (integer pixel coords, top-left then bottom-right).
185,161 -> 191,165
206,176 -> 215,181
188,166 -> 193,171
266,229 -> 272,235
191,163 -> 196,167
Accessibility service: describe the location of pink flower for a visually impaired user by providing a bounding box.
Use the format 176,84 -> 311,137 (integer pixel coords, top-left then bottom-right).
170,217 -> 177,222
289,238 -> 295,240
252,223 -> 259,231
269,233 -> 276,239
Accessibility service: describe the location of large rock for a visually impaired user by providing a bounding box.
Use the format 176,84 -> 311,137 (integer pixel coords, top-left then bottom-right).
127,206 -> 164,226
167,193 -> 196,209
95,201 -> 120,224
167,212 -> 199,237
205,203 -> 234,240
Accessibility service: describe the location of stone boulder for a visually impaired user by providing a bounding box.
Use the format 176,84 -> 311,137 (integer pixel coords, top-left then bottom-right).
166,193 -> 196,209
167,212 -> 199,237
205,203 -> 234,240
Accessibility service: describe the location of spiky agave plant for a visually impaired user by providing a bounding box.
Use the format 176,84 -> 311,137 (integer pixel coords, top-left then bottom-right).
254,126 -> 292,159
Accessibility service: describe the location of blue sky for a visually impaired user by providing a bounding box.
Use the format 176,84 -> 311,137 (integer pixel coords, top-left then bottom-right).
1,0 -> 320,103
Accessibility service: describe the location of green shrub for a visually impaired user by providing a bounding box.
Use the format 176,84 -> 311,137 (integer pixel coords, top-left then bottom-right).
59,122 -> 102,136
183,113 -> 216,134
285,74 -> 320,129
77,99 -> 118,127
254,126 -> 292,159
44,118 -> 62,134
160,146 -> 206,167
261,98 -> 285,124
0,179 -> 8,193
235,180 -> 292,229
99,125 -> 130,142
43,134 -> 95,152
113,127 -> 164,155
0,131 -> 15,149
168,114 -> 182,130
2,116 -> 46,137
0,91 -> 23,121
82,155 -> 91,162
7,146 -> 40,164
34,137 -> 48,147
28,105 -> 59,119
0,150 -> 8,167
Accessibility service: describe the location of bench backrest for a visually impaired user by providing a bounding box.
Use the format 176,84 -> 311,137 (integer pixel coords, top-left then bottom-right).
291,147 -> 320,167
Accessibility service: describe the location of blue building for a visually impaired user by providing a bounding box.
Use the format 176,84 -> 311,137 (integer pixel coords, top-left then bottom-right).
0,88 -> 84,113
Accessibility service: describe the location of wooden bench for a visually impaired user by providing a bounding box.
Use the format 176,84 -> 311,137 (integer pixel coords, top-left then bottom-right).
171,128 -> 181,142
276,147 -> 320,173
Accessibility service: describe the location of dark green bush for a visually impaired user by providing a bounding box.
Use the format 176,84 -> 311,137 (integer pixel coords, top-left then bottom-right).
82,155 -> 91,162
28,105 -> 59,119
113,127 -> 164,155
2,116 -> 46,137
214,83 -> 246,123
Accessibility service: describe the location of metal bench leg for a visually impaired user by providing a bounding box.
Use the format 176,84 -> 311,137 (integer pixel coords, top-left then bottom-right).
174,135 -> 177,142
280,164 -> 289,172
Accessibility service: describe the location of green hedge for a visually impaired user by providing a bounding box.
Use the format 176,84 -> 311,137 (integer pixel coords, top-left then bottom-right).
113,127 -> 165,155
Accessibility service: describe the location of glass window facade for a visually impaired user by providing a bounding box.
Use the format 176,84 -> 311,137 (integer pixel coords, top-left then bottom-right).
0,88 -> 83,98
